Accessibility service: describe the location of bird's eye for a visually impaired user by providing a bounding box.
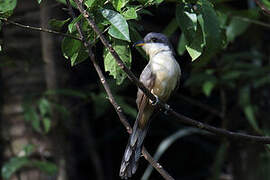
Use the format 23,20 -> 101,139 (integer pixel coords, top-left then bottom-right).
151,38 -> 158,42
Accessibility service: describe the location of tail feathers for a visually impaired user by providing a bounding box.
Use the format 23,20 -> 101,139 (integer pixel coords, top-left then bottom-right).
119,122 -> 148,179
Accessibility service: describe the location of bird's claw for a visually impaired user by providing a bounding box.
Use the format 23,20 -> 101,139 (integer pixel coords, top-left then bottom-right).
150,94 -> 159,106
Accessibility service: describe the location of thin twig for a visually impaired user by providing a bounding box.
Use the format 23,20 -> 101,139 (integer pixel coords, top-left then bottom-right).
142,147 -> 174,180
254,0 -> 270,15
234,16 -> 270,29
73,0 -> 270,144
66,1 -> 174,180
0,17 -> 82,41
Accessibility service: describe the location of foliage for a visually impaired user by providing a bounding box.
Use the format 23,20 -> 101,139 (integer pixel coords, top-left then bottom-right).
1,0 -> 270,179
1,145 -> 58,179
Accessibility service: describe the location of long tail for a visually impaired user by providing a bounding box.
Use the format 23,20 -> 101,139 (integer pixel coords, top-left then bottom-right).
119,107 -> 153,179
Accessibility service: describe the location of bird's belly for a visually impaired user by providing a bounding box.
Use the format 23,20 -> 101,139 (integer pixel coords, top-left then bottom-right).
151,58 -> 179,101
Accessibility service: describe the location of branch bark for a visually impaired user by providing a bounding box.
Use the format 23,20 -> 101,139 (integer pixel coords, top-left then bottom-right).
66,1 -> 174,180
254,0 -> 270,15
0,17 -> 81,41
73,0 -> 270,144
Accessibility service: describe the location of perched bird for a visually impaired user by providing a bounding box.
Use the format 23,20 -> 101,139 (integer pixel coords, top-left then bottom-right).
119,32 -> 181,179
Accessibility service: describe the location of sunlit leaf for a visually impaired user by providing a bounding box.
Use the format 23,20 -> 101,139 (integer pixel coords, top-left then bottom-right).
197,0 -> 222,61
0,0 -> 17,13
37,0 -> 42,4
176,3 -> 204,60
68,14 -> 83,33
101,8 -> 130,41
103,39 -> 131,85
84,0 -> 101,9
176,3 -> 197,42
185,23 -> 204,61
112,0 -> 129,11
122,7 -> 138,20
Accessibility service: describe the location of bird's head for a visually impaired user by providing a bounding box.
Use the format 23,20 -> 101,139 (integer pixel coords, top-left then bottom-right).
133,32 -> 173,57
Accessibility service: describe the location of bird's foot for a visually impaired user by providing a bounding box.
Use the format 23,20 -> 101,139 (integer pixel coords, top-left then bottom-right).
150,94 -> 159,106
164,104 -> 170,115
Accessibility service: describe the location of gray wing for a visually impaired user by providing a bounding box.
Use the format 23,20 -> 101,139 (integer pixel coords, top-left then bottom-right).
136,63 -> 155,115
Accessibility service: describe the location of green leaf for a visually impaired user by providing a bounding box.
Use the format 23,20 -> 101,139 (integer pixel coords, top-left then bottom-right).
202,81 -> 215,96
176,3 -> 197,42
61,37 -> 88,66
103,39 -> 131,85
37,0 -> 42,4
61,37 -> 81,59
31,160 -> 58,175
68,14 -> 83,33
84,0 -> 100,9
239,87 -> 260,132
48,18 -> 70,31
1,158 -> 58,179
177,33 -> 187,55
43,117 -> 51,133
176,3 -> 204,60
243,105 -> 260,132
23,105 -> 41,133
0,0 -> 17,14
39,98 -> 51,117
197,0 -> 222,61
100,8 -> 130,42
112,0 -> 129,11
226,17 -> 249,42
71,45 -> 88,66
2,157 -> 29,179
185,23 -> 204,61
262,0 -> 270,8
122,7 -> 138,20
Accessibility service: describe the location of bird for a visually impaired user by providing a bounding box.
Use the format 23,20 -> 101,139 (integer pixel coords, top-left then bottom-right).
119,32 -> 181,179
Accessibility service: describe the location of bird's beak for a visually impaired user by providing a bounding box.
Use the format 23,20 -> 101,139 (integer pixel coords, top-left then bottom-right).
133,40 -> 145,47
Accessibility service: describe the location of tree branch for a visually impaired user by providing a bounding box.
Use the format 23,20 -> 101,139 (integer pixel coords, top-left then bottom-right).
254,0 -> 270,15
72,0 -> 270,144
66,1 -> 175,180
0,17 -> 82,41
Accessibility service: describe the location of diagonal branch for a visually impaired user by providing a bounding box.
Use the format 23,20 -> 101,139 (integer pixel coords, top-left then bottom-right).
65,1 -> 174,180
73,0 -> 270,144
254,0 -> 270,15
0,17 -> 82,41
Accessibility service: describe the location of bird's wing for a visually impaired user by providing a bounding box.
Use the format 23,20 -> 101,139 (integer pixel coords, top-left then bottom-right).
136,63 -> 156,128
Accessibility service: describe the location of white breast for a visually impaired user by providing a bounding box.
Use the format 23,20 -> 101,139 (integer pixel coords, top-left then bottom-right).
150,51 -> 181,100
